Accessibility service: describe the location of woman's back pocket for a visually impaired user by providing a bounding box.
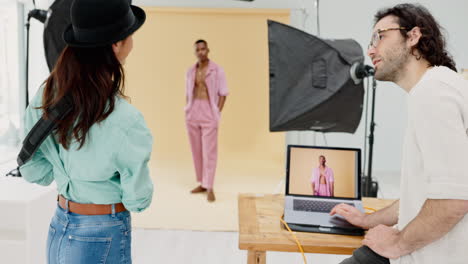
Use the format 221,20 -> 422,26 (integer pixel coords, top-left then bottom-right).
65,235 -> 112,264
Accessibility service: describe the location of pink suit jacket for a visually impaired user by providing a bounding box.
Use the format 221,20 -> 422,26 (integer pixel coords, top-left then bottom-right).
185,60 -> 229,121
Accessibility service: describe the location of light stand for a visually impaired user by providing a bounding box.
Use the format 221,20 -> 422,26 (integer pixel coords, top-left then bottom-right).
25,9 -> 48,108
351,63 -> 379,197
362,76 -> 379,197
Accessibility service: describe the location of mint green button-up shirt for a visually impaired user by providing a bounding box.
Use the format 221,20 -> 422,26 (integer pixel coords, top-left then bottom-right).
19,87 -> 154,212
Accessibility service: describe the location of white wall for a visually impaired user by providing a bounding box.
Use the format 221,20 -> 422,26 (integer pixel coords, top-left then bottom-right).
134,0 -> 313,9
0,1 -> 23,144
26,0 -> 468,174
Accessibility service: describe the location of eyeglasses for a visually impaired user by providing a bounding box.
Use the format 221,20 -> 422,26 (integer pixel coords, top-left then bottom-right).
368,27 -> 407,50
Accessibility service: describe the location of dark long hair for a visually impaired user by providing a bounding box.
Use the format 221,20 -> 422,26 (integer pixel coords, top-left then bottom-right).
374,3 -> 457,71
40,46 -> 126,149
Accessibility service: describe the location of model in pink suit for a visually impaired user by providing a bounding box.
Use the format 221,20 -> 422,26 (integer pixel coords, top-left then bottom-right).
185,39 -> 228,202
310,155 -> 335,197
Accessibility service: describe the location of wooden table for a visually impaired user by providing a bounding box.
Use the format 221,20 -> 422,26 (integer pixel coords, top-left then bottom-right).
238,194 -> 395,264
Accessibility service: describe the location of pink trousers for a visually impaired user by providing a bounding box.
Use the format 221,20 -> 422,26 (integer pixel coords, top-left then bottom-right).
185,99 -> 219,189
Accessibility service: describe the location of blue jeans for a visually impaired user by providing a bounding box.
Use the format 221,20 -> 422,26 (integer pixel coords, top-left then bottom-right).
46,203 -> 132,264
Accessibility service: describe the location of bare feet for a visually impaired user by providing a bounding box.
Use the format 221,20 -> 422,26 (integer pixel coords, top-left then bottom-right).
207,190 -> 216,202
191,185 -> 207,194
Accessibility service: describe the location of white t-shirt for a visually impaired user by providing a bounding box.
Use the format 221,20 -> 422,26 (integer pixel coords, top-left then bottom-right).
392,66 -> 468,264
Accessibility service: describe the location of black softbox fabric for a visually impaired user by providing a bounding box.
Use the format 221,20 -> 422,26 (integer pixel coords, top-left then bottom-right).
43,0 -> 72,71
268,20 -> 365,133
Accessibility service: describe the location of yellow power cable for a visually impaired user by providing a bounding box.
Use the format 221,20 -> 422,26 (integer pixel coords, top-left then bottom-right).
280,218 -> 307,264
364,207 -> 377,214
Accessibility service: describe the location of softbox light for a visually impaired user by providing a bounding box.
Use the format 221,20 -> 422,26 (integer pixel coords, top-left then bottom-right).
43,0 -> 72,71
268,20 -> 365,133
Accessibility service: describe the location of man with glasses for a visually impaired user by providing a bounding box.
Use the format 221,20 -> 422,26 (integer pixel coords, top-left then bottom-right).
331,4 -> 468,264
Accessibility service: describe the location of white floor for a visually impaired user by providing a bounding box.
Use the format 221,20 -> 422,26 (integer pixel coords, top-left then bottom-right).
132,229 -> 352,263
131,172 -> 399,264
0,148 -> 400,264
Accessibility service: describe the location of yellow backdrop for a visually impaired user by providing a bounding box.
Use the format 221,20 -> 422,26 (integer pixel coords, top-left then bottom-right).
288,148 -> 357,198
122,8 -> 290,232
125,7 -> 288,170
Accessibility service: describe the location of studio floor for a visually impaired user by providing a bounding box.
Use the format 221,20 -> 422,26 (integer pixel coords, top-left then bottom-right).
0,147 -> 400,264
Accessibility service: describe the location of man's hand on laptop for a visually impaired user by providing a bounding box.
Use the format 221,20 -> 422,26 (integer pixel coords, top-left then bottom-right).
330,203 -> 368,229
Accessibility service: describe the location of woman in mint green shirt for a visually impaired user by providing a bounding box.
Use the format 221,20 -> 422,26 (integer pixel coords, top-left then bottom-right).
19,0 -> 153,263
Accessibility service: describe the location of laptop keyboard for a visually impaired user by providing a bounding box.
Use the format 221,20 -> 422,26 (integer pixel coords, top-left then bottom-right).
293,199 -> 354,213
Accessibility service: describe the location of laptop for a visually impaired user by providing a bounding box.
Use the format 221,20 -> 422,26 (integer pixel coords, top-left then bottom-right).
283,145 -> 365,236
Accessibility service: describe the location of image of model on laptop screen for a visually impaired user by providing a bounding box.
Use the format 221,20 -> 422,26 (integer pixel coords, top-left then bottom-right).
312,155 -> 334,197
283,145 -> 364,235
288,146 -> 359,199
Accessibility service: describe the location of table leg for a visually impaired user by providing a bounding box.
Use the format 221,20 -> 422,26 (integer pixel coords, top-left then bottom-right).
247,250 -> 266,264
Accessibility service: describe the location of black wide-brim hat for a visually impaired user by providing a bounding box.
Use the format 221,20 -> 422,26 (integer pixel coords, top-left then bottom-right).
63,0 -> 146,48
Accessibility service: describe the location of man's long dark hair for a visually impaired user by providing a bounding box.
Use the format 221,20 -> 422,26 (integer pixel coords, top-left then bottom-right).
40,45 -> 126,149
375,3 -> 457,71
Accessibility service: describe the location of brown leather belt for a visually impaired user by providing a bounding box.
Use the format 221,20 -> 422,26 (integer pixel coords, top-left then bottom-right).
58,195 -> 127,215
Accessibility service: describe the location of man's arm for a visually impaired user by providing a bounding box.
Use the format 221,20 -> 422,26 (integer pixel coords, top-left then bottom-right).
218,96 -> 226,112
396,199 -> 468,255
363,199 -> 468,259
331,199 -> 399,229
363,200 -> 400,229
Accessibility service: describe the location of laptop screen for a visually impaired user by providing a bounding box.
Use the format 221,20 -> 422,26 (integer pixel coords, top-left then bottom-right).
286,145 -> 361,200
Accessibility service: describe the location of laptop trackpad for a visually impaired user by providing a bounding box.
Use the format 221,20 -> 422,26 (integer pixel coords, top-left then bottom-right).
328,215 -> 357,229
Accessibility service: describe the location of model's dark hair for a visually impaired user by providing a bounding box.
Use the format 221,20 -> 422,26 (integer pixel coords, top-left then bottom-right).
375,3 -> 456,71
194,39 -> 207,46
